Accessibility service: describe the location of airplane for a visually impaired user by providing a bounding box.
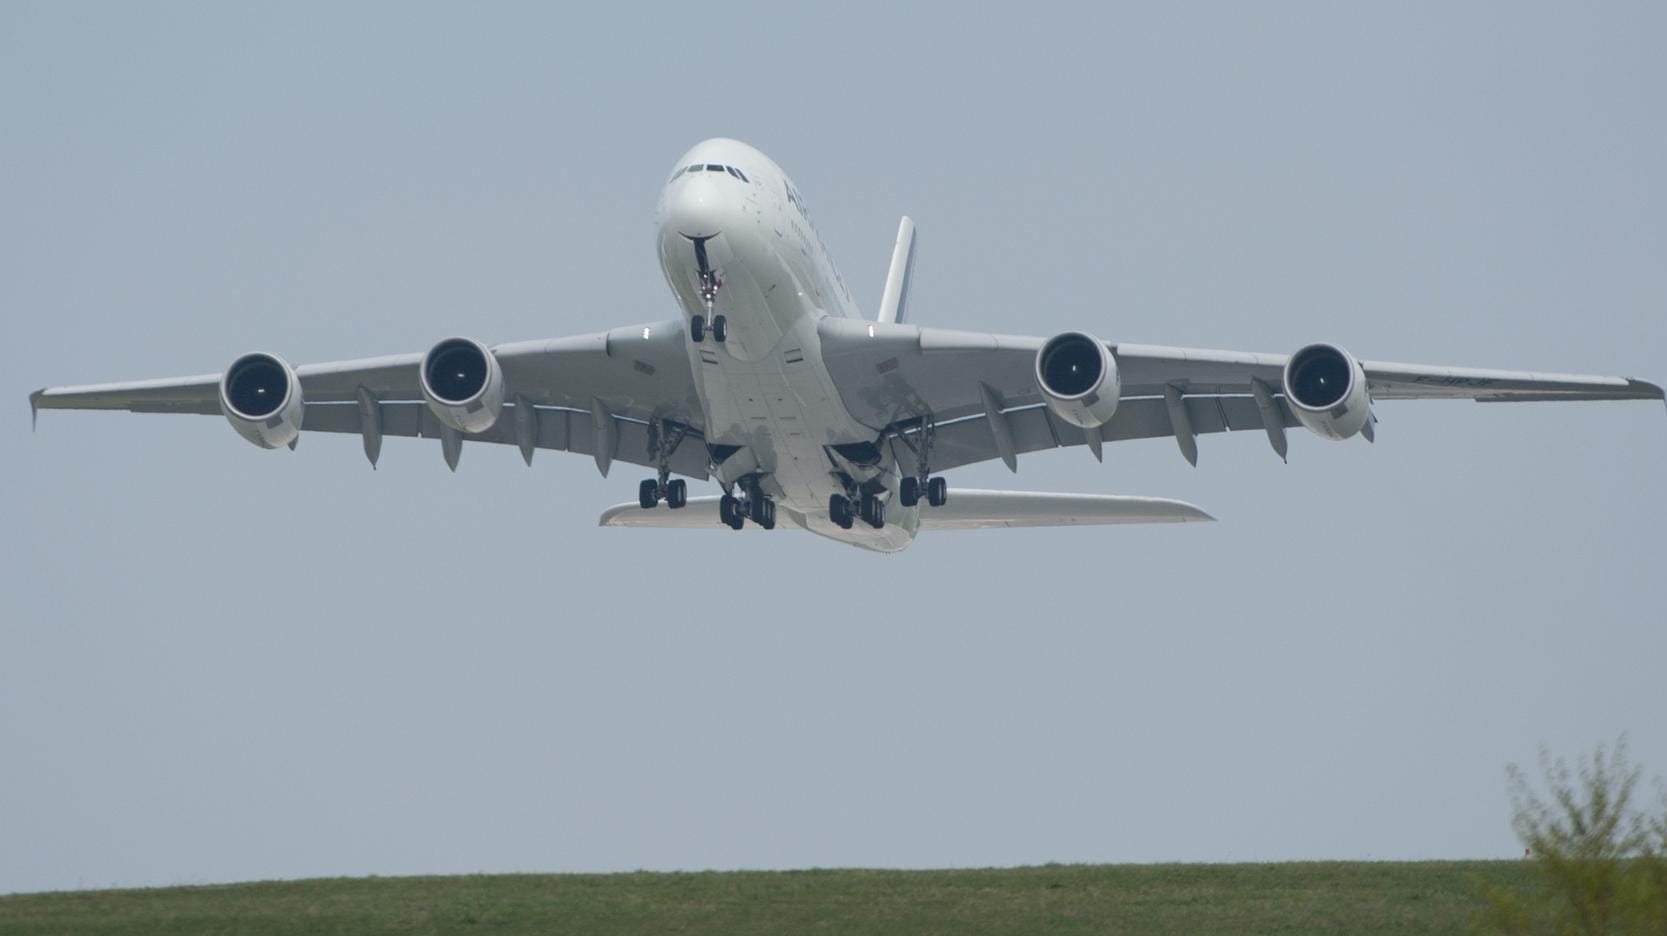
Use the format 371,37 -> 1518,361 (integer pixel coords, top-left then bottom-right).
30,138 -> 1664,553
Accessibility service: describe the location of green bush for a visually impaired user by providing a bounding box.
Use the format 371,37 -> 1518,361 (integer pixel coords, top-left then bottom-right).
1475,738 -> 1667,935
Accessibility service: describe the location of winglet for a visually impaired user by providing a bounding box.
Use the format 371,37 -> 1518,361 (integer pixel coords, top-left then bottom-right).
29,389 -> 43,432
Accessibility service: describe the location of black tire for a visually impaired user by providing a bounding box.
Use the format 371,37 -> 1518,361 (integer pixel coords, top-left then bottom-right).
719,494 -> 736,525
899,476 -> 920,507
749,496 -> 768,524
712,315 -> 728,343
928,476 -> 947,507
690,315 -> 706,343
639,478 -> 659,509
760,500 -> 776,530
829,495 -> 850,528
862,495 -> 884,529
729,511 -> 745,531
667,478 -> 687,509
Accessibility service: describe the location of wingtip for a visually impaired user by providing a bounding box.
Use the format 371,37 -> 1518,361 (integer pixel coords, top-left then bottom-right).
1630,377 -> 1667,399
29,389 -> 43,432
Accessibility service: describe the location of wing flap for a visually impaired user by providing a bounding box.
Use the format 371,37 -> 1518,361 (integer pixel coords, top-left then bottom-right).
908,396 -> 1299,473
301,401 -> 711,479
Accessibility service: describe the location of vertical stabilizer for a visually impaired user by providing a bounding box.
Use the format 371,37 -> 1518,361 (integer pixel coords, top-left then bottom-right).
877,216 -> 916,324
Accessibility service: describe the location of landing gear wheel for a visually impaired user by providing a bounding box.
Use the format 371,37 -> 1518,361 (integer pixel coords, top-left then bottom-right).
666,478 -> 687,509
690,315 -> 706,343
719,494 -> 739,527
829,495 -> 854,530
899,476 -> 920,508
639,478 -> 659,509
861,494 -> 885,530
712,315 -> 728,343
749,495 -> 771,525
927,476 -> 948,508
758,499 -> 776,530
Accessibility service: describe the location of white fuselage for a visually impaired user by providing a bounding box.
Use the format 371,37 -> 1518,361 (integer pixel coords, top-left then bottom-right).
655,138 -> 919,551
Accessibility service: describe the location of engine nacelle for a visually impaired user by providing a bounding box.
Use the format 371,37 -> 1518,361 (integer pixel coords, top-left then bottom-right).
420,337 -> 504,433
1035,331 -> 1121,429
1282,342 -> 1372,440
219,352 -> 304,449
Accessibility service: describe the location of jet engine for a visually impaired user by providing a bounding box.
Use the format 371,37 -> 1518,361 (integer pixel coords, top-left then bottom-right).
1034,331 -> 1121,428
1282,342 -> 1372,440
219,352 -> 304,449
420,337 -> 504,433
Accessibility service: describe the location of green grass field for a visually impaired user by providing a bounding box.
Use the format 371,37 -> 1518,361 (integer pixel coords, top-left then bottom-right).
0,861 -> 1539,935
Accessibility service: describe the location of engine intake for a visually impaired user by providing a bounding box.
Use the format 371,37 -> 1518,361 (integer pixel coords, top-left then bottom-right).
219,352 -> 303,449
1282,343 -> 1372,440
420,337 -> 504,433
1035,331 -> 1120,429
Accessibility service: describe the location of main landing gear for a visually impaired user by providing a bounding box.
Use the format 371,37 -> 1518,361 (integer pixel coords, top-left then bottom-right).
639,477 -> 687,509
637,419 -> 690,510
895,414 -> 949,509
899,475 -> 947,508
828,490 -> 887,530
719,476 -> 774,530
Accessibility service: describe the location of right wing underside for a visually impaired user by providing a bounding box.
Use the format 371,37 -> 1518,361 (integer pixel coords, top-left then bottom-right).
890,394 -> 1302,474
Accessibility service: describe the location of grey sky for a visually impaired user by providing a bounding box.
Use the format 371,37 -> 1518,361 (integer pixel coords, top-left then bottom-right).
3,2 -> 1663,895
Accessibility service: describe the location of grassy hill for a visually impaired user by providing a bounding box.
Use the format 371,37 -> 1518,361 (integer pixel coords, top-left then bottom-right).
0,861 -> 1538,935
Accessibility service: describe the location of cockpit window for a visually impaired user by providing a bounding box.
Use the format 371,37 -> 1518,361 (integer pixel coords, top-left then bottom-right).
676,164 -> 750,183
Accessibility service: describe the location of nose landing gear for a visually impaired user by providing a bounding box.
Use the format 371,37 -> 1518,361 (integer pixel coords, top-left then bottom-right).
686,235 -> 727,344
690,310 -> 727,345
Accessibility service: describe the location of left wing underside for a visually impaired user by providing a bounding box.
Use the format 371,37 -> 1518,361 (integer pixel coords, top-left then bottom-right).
308,401 -> 710,477
30,323 -> 713,477
30,392 -> 711,479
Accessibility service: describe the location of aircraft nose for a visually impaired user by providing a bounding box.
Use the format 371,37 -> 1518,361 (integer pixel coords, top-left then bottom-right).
662,174 -> 728,239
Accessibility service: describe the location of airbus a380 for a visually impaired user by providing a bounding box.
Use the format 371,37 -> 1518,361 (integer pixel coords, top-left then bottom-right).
31,138 -> 1664,552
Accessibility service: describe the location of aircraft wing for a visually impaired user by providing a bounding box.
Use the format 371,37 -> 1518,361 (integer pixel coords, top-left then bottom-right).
30,321 -> 712,477
817,319 -> 1663,472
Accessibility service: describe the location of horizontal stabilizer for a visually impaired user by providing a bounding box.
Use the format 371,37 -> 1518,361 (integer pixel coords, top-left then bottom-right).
917,490 -> 1212,529
600,497 -> 746,529
598,491 -> 1212,531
